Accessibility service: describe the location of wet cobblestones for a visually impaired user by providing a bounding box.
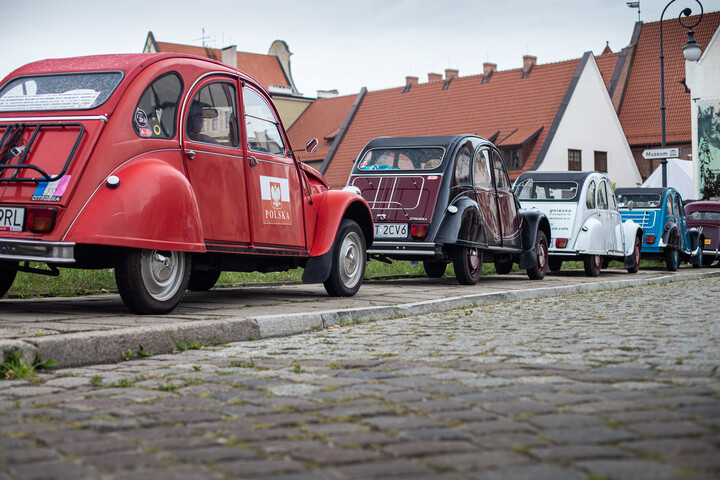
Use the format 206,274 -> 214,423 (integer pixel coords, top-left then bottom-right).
0,277 -> 719,479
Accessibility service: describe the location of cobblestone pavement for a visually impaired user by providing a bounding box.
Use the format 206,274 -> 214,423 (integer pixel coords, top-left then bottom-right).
1,276 -> 719,480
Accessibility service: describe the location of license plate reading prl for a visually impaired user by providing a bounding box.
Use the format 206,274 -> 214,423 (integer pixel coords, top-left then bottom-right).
375,223 -> 408,239
0,206 -> 25,232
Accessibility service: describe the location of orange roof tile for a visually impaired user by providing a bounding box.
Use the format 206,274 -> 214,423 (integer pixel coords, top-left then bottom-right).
154,42 -> 289,90
619,11 -> 720,146
287,93 -> 359,164
321,59 -> 582,189
596,50 -> 621,88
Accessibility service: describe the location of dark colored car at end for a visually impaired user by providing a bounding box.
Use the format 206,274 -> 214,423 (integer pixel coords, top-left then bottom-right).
685,200 -> 720,266
346,135 -> 551,284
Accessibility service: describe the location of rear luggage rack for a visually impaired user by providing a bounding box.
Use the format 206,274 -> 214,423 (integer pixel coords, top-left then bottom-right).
0,122 -> 83,183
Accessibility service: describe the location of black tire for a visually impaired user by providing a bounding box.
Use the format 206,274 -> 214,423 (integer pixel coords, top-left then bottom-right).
693,247 -> 703,269
423,261 -> 447,278
493,256 -> 513,275
627,236 -> 641,274
115,249 -> 191,315
324,219 -> 366,296
664,245 -> 679,271
583,254 -> 602,277
702,255 -> 714,267
0,263 -> 18,298
527,231 -> 548,280
188,268 -> 221,291
453,246 -> 483,285
548,257 -> 563,272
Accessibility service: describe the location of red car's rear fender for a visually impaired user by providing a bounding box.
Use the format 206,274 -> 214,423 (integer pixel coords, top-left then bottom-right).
64,158 -> 205,252
310,190 -> 373,257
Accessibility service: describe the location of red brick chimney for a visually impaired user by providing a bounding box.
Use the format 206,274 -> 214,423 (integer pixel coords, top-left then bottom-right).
428,73 -> 443,82
405,76 -> 418,86
444,68 -> 459,80
523,55 -> 537,76
483,63 -> 497,76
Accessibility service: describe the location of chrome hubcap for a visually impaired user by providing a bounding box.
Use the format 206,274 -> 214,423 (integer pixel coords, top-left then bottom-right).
340,232 -> 362,288
141,250 -> 186,301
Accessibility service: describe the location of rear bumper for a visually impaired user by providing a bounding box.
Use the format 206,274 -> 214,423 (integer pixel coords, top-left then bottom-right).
0,238 -> 75,264
368,241 -> 441,257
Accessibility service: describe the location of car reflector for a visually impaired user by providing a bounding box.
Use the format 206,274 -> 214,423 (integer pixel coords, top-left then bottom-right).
645,235 -> 656,244
27,206 -> 58,233
411,224 -> 428,239
555,238 -> 568,248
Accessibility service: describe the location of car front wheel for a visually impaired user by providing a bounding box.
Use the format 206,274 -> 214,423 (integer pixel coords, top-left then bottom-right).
324,219 -> 366,296
453,245 -> 483,285
0,263 -> 18,298
115,249 -> 191,314
583,254 -> 602,277
548,257 -> 562,272
493,255 -> 513,275
188,268 -> 221,291
423,261 -> 447,278
627,236 -> 641,274
527,231 -> 548,280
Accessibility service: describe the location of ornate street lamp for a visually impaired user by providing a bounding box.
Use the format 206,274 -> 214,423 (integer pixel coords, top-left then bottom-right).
659,0 -> 704,187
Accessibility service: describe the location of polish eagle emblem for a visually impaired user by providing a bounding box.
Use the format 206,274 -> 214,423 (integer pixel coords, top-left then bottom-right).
270,182 -> 283,209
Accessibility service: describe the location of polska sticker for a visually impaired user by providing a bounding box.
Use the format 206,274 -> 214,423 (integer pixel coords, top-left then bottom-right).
32,176 -> 70,202
134,109 -> 148,127
139,128 -> 152,137
260,175 -> 292,225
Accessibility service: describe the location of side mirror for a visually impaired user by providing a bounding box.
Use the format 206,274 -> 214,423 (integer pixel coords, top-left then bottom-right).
305,138 -> 319,154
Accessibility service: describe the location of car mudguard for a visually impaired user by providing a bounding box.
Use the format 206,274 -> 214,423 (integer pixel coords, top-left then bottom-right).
302,190 -> 372,284
434,196 -> 486,247
64,158 -> 205,252
622,220 -> 643,257
518,210 -> 551,269
573,215 -> 606,255
688,227 -> 703,264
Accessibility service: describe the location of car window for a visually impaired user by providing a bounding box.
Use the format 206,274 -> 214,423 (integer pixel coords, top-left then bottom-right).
516,180 -> 578,200
357,147 -> 444,171
473,148 -> 492,189
607,184 -> 618,211
133,72 -> 182,139
674,195 -> 683,217
586,181 -> 596,209
688,210 -> 720,221
186,82 -> 239,147
491,151 -> 511,190
243,87 -> 285,155
665,195 -> 673,216
597,182 -> 608,210
616,193 -> 661,208
453,142 -> 472,186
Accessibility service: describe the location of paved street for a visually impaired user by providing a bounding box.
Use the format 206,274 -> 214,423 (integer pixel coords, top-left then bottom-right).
1,274 -> 719,479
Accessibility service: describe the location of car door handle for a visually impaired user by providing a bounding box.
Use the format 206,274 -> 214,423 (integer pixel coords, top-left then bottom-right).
249,156 -> 258,167
186,150 -> 196,160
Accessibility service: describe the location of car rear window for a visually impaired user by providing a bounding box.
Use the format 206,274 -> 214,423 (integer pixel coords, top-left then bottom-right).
357,147 -> 445,171
0,72 -> 123,111
516,181 -> 579,201
616,193 -> 661,208
688,210 -> 720,221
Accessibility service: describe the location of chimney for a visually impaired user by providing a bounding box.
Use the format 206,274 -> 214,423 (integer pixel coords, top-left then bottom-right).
444,68 -> 459,80
483,63 -> 497,76
317,89 -> 339,98
428,72 -> 443,82
405,76 -> 418,86
222,45 -> 237,69
522,55 -> 536,77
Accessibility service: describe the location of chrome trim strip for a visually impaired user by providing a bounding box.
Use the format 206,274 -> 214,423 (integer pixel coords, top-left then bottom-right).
368,249 -> 437,256
0,238 -> 75,264
0,115 -> 108,122
371,241 -> 436,248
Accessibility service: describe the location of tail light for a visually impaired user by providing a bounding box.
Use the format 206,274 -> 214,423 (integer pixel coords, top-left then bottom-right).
645,235 -> 656,244
27,206 -> 58,233
411,223 -> 428,239
555,238 -> 568,248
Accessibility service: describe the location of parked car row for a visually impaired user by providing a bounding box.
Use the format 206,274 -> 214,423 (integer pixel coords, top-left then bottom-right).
0,54 -> 714,314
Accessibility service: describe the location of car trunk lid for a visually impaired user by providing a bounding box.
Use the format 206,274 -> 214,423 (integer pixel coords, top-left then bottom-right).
348,174 -> 441,224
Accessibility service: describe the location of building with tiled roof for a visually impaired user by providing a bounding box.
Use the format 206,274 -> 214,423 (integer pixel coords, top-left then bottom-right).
299,53 -> 640,190
613,12 -> 720,179
143,31 -> 312,126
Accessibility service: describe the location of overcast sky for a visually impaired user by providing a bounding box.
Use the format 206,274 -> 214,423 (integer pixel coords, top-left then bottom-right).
1,0 -> 719,97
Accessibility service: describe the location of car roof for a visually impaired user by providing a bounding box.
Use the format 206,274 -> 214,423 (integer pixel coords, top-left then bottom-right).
615,187 -> 673,196
360,135 -> 488,150
516,171 -> 596,184
685,200 -> 720,212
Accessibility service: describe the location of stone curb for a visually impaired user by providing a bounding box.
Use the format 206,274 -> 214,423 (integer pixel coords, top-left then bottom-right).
3,270 -> 718,369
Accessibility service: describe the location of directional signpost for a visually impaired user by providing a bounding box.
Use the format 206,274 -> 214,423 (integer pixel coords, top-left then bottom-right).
642,147 -> 681,160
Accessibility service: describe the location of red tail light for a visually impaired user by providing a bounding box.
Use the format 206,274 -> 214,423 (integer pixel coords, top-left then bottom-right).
411,223 -> 428,239
555,238 -> 568,248
27,206 -> 58,233
645,235 -> 656,244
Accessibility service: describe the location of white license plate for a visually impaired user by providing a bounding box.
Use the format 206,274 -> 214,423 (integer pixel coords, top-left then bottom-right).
374,223 -> 408,239
0,206 -> 25,232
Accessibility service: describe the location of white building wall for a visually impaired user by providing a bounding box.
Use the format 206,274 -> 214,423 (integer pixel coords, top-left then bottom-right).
687,26 -> 720,198
539,56 -> 642,187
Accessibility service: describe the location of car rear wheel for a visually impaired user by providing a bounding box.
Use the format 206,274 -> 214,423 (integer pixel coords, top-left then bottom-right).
548,257 -> 562,272
493,255 -> 513,275
188,268 -> 222,291
527,231 -> 548,280
0,263 -> 18,298
115,249 -> 191,315
627,236 -> 641,274
324,219 -> 366,297
453,246 -> 482,285
702,255 -> 714,267
583,254 -> 602,277
664,245 -> 679,271
423,261 -> 447,278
